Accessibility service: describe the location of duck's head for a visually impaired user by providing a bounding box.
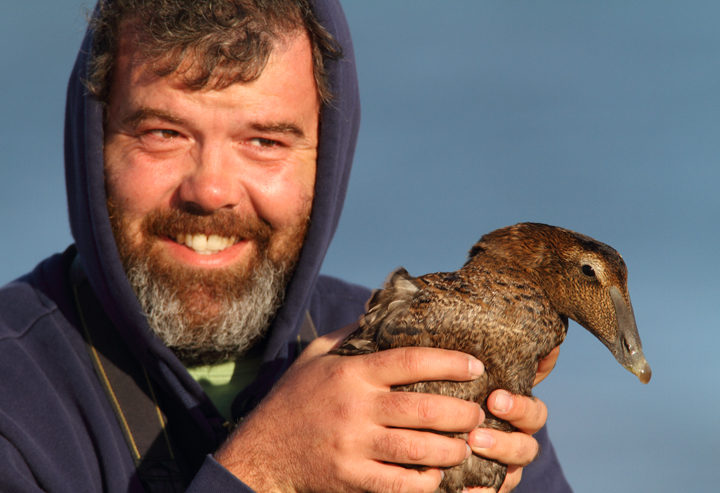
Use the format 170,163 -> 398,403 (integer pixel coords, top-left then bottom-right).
469,222 -> 651,384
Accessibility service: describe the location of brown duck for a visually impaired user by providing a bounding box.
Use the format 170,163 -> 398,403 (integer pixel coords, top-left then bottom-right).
334,222 -> 651,492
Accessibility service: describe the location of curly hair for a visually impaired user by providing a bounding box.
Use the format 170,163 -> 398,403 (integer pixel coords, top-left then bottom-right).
85,0 -> 340,106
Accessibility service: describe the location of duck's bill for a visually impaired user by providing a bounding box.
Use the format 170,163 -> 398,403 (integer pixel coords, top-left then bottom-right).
609,286 -> 652,384
625,347 -> 652,384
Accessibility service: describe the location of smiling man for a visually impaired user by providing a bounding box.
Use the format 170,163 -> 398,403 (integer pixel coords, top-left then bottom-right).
103,26 -> 319,364
0,1 -> 571,492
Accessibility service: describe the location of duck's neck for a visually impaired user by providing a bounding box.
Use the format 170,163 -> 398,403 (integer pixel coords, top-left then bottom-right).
467,236 -> 572,318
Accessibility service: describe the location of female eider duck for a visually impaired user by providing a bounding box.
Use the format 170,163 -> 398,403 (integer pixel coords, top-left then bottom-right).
334,222 -> 651,493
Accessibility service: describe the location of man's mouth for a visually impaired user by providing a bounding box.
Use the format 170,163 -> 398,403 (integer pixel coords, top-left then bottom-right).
175,233 -> 239,255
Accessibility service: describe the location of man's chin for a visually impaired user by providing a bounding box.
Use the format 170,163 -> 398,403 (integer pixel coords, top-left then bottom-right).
125,250 -> 291,365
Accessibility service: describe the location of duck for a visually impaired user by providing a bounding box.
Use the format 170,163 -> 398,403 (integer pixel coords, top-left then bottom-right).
333,222 -> 651,492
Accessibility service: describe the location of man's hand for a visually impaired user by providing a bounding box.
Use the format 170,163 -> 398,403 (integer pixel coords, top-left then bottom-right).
467,347 -> 560,493
215,324 -> 485,493
215,327 -> 559,493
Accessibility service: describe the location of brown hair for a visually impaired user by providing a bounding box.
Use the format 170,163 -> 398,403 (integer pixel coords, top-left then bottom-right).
85,0 -> 340,106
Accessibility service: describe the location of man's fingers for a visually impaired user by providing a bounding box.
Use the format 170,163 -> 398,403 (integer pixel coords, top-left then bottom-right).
355,462 -> 445,493
300,322 -> 361,357
465,391 -> 545,480
466,466 -> 522,493
497,466 -> 522,493
467,426 -> 539,468
485,390 -> 547,435
372,390 -> 484,432
360,347 -> 485,387
534,346 -> 560,386
368,428 -> 470,467
302,327 -> 486,392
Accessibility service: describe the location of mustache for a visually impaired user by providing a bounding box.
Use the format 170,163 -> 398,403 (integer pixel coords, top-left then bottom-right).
141,208 -> 273,248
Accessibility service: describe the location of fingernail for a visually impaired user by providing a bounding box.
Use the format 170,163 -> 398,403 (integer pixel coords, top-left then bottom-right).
468,358 -> 484,378
492,390 -> 513,413
473,431 -> 494,449
465,443 -> 472,459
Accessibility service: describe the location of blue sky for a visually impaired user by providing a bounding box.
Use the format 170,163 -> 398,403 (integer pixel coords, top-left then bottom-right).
1,1 -> 719,490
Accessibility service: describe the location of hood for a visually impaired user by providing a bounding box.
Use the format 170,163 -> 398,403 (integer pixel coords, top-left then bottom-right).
64,0 -> 360,406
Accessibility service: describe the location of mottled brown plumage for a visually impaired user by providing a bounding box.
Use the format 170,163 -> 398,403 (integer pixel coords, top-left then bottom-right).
333,222 -> 651,492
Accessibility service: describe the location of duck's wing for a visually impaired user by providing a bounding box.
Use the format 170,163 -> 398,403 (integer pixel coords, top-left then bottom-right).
333,267 -> 427,355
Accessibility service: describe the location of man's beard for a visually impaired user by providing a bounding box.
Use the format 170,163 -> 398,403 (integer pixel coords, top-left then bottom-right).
109,201 -> 309,366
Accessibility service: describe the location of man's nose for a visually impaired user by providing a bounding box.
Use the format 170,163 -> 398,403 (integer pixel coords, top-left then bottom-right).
178,142 -> 243,213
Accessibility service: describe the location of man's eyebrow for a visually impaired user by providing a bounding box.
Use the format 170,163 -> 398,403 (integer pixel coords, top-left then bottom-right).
251,122 -> 305,139
122,108 -> 186,128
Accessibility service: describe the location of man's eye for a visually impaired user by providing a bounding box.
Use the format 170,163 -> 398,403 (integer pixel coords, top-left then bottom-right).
249,137 -> 280,148
147,129 -> 180,139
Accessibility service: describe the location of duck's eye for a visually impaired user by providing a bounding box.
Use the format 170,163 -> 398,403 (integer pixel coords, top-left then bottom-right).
582,264 -> 596,277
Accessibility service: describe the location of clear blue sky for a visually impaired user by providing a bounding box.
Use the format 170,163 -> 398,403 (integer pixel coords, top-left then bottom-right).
1,1 -> 718,490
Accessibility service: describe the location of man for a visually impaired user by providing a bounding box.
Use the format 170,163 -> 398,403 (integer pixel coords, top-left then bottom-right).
0,0 -> 571,492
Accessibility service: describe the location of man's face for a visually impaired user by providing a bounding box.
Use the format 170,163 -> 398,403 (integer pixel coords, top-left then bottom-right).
103,29 -> 319,361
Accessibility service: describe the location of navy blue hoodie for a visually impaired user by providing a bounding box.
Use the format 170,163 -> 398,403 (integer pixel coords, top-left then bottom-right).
0,0 -> 571,491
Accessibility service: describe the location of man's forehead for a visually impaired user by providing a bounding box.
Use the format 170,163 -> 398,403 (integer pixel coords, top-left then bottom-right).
112,20 -> 311,95
110,30 -> 317,97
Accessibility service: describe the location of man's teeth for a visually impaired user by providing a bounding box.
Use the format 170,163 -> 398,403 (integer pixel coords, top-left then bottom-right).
175,233 -> 238,255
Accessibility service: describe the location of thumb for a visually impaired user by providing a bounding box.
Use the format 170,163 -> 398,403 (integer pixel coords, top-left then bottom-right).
298,321 -> 360,359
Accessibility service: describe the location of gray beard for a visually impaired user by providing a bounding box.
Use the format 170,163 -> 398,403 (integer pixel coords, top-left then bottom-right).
126,255 -> 288,366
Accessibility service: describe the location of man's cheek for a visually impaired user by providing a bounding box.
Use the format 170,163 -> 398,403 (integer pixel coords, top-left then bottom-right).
254,188 -> 311,229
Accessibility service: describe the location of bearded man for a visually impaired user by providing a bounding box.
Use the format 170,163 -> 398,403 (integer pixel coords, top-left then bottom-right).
0,1 -> 571,492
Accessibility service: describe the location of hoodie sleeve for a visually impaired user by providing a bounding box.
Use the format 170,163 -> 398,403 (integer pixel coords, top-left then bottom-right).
514,425 -> 573,493
185,455 -> 257,493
